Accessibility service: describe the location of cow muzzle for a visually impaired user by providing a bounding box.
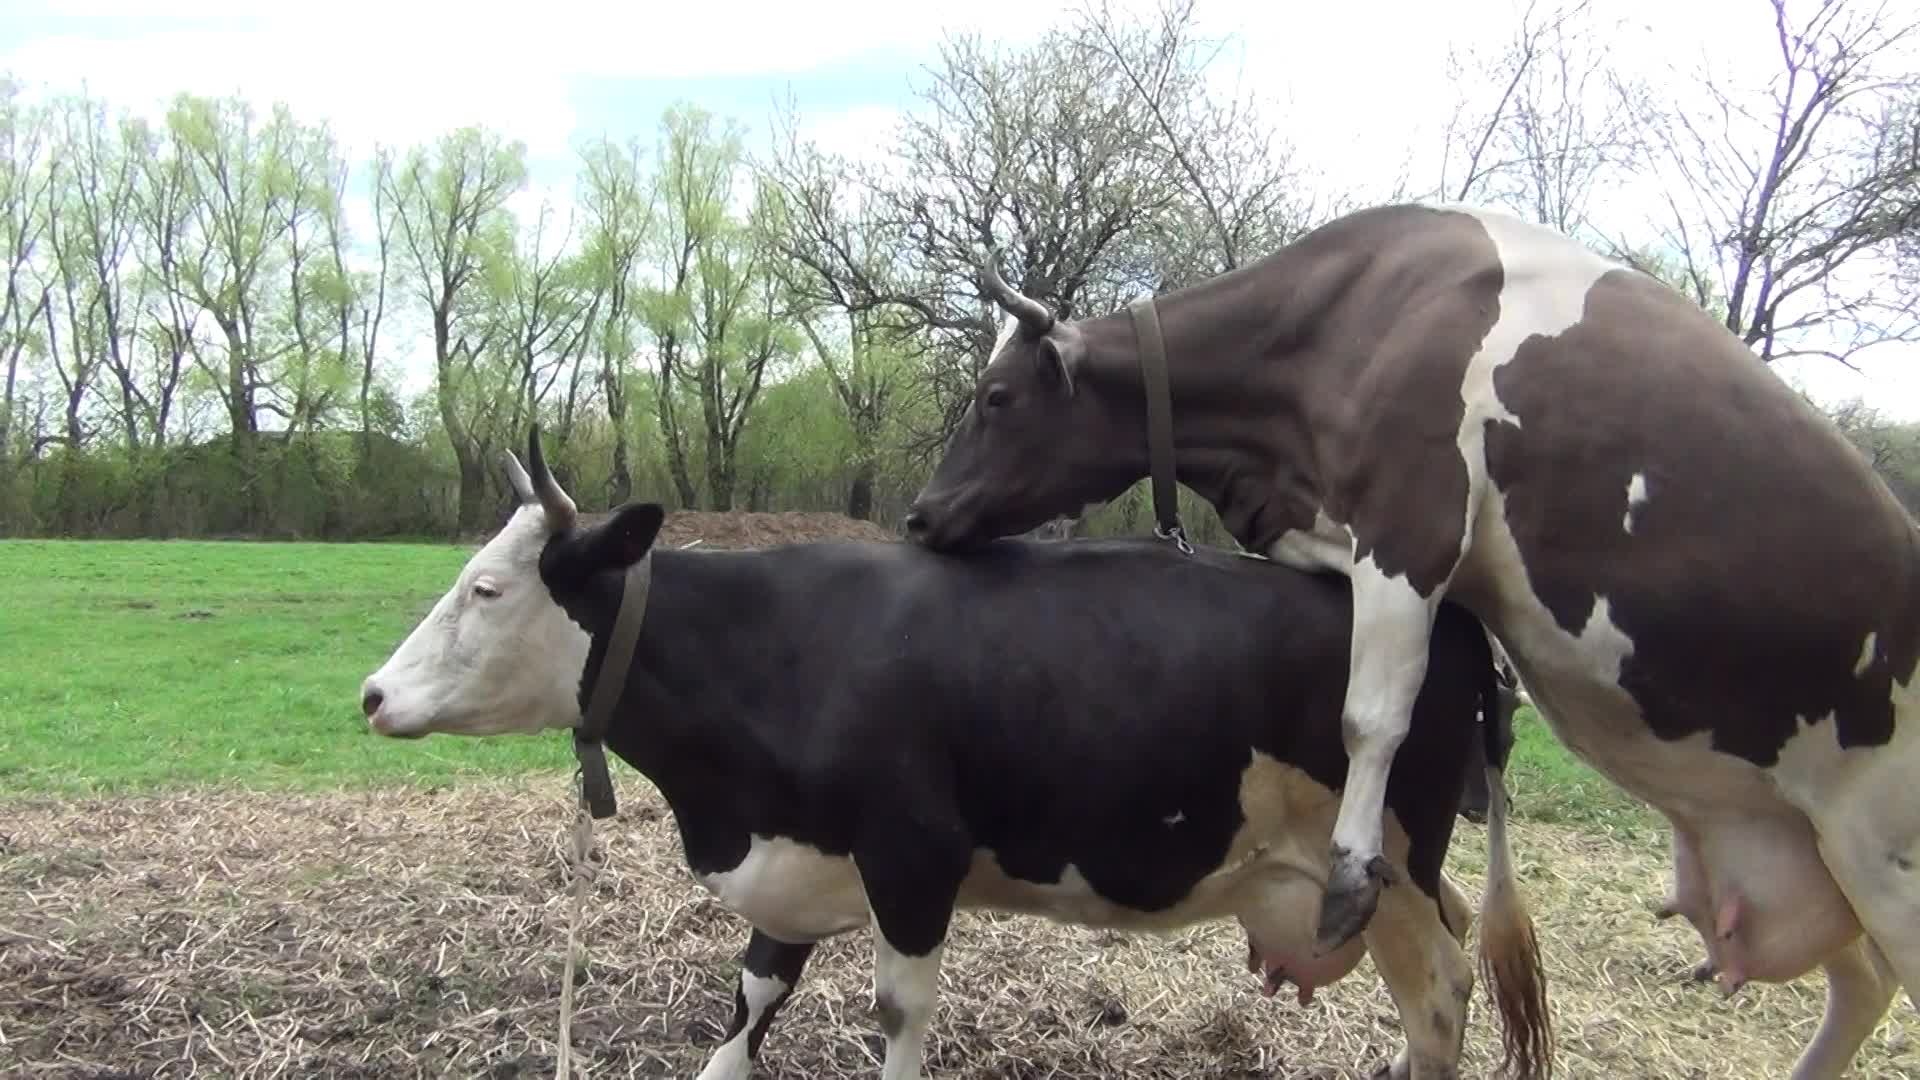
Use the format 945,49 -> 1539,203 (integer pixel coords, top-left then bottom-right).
360,678 -> 427,739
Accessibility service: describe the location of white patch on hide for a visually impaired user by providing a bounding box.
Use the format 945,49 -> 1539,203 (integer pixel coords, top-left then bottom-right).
873,933 -> 944,1080
1326,556 -> 1439,864
694,970 -> 791,1080
1624,472 -> 1649,534
1574,595 -> 1637,687
692,754 -> 1360,951
1855,632 -> 1878,677
957,751 -> 1357,938
1447,203 -> 1618,565
1266,508 -> 1355,575
694,836 -> 871,944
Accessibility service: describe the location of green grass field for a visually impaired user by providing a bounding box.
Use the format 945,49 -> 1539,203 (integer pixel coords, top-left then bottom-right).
0,537 -> 1654,836
0,538 -> 574,796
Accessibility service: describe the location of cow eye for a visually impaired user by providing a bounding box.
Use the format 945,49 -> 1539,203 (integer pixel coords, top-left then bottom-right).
473,581 -> 501,599
984,384 -> 1011,409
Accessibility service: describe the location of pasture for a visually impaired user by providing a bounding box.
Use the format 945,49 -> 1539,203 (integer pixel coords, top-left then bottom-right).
1,537 -> 1913,1078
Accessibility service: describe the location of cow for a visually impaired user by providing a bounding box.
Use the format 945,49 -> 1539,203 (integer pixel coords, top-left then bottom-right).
902,201 -> 1917,1078
357,430 -> 1551,1080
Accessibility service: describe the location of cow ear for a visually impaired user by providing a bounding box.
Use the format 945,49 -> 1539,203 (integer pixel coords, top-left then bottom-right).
580,502 -> 665,573
1036,337 -> 1077,396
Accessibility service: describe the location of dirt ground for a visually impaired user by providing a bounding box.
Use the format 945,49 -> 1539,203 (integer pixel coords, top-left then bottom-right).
612,509 -> 899,551
2,776 -> 1913,1080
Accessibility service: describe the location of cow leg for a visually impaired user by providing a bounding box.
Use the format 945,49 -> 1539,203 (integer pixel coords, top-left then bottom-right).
1788,936 -> 1900,1080
1317,564 -> 1440,954
854,825 -> 969,1080
1435,872 -> 1473,946
694,929 -> 815,1080
1818,837 -> 1920,1002
1353,873 -> 1478,1080
870,929 -> 946,1080
1808,714 -> 1920,1002
1357,869 -> 1473,1080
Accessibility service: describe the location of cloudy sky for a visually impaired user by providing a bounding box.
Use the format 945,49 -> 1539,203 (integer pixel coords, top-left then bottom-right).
4,0 -> 1915,419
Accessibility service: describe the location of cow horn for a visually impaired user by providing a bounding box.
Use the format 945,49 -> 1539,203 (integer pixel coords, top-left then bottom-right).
502,448 -> 537,505
526,425 -> 577,532
981,248 -> 1055,336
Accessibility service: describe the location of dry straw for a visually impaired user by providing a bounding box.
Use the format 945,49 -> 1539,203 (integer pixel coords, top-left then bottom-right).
2,778 -> 1912,1078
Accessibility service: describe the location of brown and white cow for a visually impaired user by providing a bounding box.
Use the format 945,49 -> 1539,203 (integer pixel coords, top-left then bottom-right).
905,202 -> 1917,1078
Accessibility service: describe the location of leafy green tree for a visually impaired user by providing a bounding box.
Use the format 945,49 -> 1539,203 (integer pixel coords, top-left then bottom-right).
2,79 -> 54,480
500,199 -> 601,452
321,144 -> 395,462
167,95 -> 303,464
271,117 -> 357,438
381,126 -> 526,531
638,104 -> 788,510
127,113 -> 197,448
578,135 -> 654,504
45,96 -> 144,454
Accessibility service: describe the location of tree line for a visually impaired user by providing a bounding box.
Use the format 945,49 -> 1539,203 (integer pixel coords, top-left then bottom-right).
1,0 -> 1916,544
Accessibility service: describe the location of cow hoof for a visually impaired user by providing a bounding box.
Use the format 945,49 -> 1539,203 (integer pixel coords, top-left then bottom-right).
1370,1052 -> 1410,1080
1314,851 -> 1387,955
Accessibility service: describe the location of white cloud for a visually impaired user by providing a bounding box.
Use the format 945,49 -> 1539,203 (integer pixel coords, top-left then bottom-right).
3,19 -> 579,161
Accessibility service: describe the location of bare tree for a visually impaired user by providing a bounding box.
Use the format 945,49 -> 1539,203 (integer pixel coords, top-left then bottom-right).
876,27 -> 1180,443
1435,0 -> 1649,238
759,104 -> 915,519
768,13 -> 1301,451
1068,0 -> 1317,285
1648,0 -> 1920,365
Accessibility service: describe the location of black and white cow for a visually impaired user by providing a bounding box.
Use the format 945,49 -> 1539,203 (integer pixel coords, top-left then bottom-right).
358,434 -> 1550,1080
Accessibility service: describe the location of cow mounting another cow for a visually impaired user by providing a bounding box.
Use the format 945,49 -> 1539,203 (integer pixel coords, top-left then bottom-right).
904,201 -> 1918,1079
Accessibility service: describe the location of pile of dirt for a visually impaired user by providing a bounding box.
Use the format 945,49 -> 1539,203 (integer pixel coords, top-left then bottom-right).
0,777 -> 1911,1079
653,509 -> 899,550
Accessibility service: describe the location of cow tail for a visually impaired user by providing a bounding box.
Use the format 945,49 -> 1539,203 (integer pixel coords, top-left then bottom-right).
1477,639 -> 1554,1080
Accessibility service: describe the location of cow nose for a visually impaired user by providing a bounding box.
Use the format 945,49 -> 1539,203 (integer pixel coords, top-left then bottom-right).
361,686 -> 385,718
903,508 -> 929,539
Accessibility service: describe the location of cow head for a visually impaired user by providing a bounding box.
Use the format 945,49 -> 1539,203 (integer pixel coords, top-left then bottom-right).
359,428 -> 664,739
905,252 -> 1142,551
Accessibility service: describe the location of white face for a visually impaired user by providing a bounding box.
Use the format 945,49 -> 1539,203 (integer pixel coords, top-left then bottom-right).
360,505 -> 591,738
